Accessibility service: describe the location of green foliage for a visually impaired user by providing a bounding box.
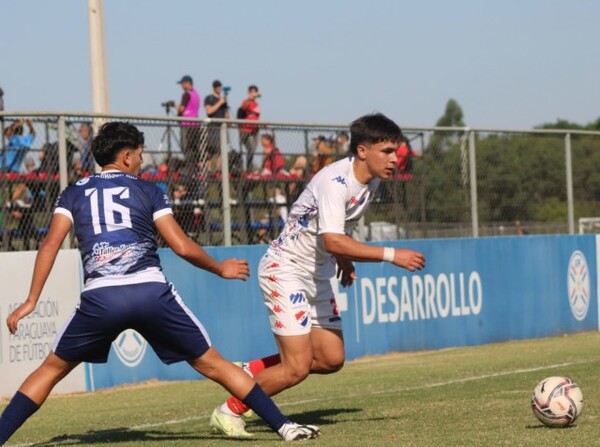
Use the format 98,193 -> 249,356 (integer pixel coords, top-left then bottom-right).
536,117 -> 600,131
420,130 -> 600,224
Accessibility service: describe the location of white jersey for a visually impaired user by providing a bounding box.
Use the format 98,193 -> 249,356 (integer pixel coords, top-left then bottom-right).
266,157 -> 380,279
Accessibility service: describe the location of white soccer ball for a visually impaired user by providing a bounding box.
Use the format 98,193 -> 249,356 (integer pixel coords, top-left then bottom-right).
531,376 -> 583,427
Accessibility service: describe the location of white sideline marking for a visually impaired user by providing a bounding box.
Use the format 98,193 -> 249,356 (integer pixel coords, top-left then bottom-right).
10,357 -> 598,446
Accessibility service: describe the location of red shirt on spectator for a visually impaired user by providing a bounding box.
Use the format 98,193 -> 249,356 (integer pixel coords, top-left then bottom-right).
263,145 -> 285,175
240,99 -> 260,134
395,142 -> 414,179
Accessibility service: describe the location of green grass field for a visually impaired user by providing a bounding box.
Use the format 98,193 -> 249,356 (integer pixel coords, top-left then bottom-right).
3,331 -> 600,447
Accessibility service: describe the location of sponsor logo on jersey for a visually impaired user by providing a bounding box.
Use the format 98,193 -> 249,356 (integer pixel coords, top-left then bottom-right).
113,329 -> 147,368
268,274 -> 278,283
289,293 -> 306,305
268,262 -> 280,269
274,320 -> 286,329
567,250 -> 590,321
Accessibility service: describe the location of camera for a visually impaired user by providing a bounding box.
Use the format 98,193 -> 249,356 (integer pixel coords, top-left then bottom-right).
223,86 -> 231,95
161,100 -> 176,108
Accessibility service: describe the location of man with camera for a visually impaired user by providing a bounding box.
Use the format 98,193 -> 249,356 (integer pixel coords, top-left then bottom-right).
203,80 -> 230,172
176,75 -> 202,177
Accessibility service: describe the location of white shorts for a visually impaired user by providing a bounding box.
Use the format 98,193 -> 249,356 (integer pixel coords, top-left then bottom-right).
258,254 -> 343,336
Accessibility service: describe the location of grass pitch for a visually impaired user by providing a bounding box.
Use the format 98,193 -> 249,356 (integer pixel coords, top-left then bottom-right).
3,331 -> 600,446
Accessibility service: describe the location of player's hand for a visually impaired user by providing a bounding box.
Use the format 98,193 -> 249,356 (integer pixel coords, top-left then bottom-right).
218,258 -> 250,281
392,249 -> 426,272
6,300 -> 36,335
336,257 -> 356,288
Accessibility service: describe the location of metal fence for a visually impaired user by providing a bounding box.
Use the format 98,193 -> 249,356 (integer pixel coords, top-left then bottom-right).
2,112 -> 600,251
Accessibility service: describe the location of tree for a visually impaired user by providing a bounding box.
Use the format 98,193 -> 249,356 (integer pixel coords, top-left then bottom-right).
435,99 -> 465,127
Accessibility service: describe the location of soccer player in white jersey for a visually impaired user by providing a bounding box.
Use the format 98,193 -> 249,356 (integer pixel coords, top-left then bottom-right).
210,113 -> 426,437
0,122 -> 319,444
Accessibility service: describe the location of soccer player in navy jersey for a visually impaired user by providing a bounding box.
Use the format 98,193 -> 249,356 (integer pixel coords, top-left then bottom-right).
0,122 -> 318,444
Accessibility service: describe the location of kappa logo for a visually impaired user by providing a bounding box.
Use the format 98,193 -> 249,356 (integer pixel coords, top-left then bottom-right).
289,293 -> 306,305
75,177 -> 90,186
567,250 -> 590,321
113,329 -> 148,368
332,176 -> 348,187
270,289 -> 281,299
273,304 -> 284,313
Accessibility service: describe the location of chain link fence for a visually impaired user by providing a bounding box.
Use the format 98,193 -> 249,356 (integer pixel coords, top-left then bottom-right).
2,112 -> 600,251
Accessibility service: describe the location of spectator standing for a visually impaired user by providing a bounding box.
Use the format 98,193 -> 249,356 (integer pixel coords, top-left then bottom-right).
204,80 -> 230,172
2,119 -> 36,202
72,123 -> 95,176
176,75 -> 202,176
336,131 -> 350,159
310,135 -> 333,175
260,134 -> 285,176
2,119 -> 36,174
238,85 -> 261,170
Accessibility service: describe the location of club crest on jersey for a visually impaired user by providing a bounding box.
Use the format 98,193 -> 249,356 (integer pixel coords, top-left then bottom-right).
113,329 -> 147,367
332,176 -> 348,187
295,310 -> 309,327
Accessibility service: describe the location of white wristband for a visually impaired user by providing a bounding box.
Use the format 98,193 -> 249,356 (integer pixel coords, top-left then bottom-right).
382,247 -> 395,263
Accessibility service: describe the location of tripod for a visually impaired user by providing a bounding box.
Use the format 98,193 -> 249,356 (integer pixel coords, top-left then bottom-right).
157,102 -> 181,157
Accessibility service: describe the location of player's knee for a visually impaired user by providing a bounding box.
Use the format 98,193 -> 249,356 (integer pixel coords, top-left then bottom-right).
283,363 -> 311,387
319,355 -> 345,374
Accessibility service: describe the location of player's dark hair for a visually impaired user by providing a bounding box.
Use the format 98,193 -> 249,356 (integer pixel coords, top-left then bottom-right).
91,122 -> 144,167
349,113 -> 402,155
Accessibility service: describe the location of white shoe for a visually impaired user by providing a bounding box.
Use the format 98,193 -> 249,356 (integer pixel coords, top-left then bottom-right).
233,362 -> 255,418
209,406 -> 253,438
278,422 -> 321,441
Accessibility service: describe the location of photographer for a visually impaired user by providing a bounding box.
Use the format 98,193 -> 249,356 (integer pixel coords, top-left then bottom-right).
203,80 -> 230,172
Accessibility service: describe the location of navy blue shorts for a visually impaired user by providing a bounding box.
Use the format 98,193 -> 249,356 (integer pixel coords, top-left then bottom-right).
53,281 -> 211,364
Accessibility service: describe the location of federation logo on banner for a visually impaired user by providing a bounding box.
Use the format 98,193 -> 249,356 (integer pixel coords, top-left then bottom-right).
567,250 -> 590,321
113,329 -> 147,367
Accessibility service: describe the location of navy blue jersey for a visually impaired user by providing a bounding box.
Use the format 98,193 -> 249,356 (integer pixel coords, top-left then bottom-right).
55,170 -> 172,284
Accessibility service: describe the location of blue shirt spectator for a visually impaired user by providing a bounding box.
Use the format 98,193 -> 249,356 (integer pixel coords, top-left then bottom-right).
2,119 -> 36,173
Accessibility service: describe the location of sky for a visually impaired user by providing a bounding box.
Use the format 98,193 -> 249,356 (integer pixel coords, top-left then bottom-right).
1,0 -> 599,129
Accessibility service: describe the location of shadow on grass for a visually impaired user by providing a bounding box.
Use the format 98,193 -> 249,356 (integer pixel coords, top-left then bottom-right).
247,406 -> 369,431
25,426 -> 257,446
525,423 -> 578,430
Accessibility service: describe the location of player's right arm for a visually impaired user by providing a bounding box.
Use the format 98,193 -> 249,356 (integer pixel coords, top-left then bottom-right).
155,214 -> 250,281
6,213 -> 72,334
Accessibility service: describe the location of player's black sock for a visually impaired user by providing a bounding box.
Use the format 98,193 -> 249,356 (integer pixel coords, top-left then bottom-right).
0,391 -> 40,445
242,384 -> 289,431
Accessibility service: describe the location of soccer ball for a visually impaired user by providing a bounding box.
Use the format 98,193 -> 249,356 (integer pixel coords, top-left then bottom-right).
531,376 -> 583,427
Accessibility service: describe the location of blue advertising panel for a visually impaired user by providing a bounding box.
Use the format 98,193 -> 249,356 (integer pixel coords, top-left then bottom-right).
86,235 -> 598,391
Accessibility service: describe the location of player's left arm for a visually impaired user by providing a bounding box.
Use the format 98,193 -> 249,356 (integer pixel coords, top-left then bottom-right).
7,213 -> 72,334
323,233 -> 425,271
155,213 -> 249,280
